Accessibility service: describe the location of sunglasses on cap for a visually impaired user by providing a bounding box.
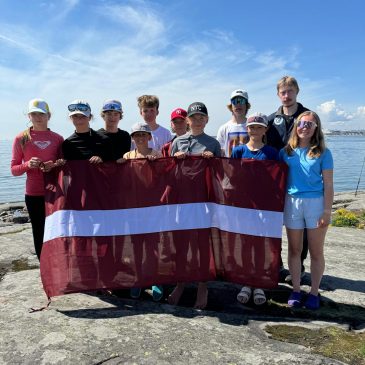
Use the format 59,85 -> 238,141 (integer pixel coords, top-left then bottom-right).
103,103 -> 121,111
297,120 -> 317,129
68,103 -> 90,112
231,97 -> 247,106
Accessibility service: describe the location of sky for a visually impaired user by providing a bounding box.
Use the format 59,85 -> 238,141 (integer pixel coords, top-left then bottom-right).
0,0 -> 365,140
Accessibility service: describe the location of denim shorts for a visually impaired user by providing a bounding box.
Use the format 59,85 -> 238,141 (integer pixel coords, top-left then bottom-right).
284,195 -> 324,229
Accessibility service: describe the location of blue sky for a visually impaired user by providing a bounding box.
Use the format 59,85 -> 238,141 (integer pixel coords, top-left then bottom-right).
0,0 -> 364,140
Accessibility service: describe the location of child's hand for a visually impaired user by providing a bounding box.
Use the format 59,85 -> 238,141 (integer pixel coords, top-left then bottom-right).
55,159 -> 66,167
174,152 -> 187,159
317,211 -> 331,228
89,156 -> 103,164
28,157 -> 42,169
146,155 -> 157,161
201,151 -> 214,159
116,158 -> 126,164
39,160 -> 55,172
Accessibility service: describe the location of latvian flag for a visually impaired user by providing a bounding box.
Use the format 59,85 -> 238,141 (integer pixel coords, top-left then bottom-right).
41,158 -> 287,298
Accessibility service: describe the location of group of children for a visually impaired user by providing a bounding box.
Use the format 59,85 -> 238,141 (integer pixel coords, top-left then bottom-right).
11,80 -> 334,311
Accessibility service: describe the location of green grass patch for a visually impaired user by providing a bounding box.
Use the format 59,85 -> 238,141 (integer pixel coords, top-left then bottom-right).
266,325 -> 365,365
332,208 -> 365,229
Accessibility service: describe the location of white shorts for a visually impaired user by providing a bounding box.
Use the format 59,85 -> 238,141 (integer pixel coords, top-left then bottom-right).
284,195 -> 324,229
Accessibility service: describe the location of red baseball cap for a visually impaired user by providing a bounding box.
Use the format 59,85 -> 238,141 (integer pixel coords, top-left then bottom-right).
170,108 -> 187,121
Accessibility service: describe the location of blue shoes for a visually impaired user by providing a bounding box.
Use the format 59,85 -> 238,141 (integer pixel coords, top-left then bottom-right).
304,293 -> 320,310
288,291 -> 302,308
152,285 -> 163,301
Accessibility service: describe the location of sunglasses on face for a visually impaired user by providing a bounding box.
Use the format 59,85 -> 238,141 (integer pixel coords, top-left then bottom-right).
68,103 -> 90,112
231,97 -> 247,106
103,103 -> 121,111
297,120 -> 317,129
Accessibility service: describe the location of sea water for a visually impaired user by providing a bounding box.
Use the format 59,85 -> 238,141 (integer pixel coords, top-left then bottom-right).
0,136 -> 364,203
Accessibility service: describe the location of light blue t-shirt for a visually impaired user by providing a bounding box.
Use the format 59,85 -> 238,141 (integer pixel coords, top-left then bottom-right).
279,147 -> 333,198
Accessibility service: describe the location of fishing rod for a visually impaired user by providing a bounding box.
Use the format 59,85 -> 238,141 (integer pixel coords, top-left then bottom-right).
355,155 -> 365,197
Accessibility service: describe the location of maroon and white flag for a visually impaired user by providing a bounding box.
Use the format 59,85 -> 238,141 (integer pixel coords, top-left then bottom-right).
41,158 -> 287,298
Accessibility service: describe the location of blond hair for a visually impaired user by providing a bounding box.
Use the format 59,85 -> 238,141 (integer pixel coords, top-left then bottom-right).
277,76 -> 299,93
137,95 -> 159,110
285,111 -> 326,158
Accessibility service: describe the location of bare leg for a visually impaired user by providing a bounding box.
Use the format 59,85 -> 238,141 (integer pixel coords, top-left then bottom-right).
286,228 -> 303,293
168,282 -> 185,305
307,227 -> 327,295
194,282 -> 208,309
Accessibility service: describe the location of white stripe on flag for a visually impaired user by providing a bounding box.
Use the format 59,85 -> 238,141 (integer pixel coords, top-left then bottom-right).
44,203 -> 283,242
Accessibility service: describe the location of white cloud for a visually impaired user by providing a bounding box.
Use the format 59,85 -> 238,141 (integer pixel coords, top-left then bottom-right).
317,100 -> 365,130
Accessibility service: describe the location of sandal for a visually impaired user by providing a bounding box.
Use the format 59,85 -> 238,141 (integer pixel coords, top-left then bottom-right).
237,286 -> 252,304
253,288 -> 266,306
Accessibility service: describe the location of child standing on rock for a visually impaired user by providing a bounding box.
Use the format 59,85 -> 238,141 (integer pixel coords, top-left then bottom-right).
11,99 -> 64,260
280,111 -> 333,310
231,113 -> 278,306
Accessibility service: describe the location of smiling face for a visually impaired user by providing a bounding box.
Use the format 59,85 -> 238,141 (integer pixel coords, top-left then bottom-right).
103,110 -> 122,130
187,114 -> 208,135
131,131 -> 151,147
296,114 -> 317,145
247,124 -> 267,141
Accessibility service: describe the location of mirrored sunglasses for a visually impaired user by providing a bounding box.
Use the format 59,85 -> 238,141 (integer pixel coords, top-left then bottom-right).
68,103 -> 90,112
231,97 -> 247,106
297,120 -> 317,129
103,103 -> 121,111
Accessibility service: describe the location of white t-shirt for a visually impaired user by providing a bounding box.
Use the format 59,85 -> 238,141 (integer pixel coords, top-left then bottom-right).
131,125 -> 172,151
216,120 -> 248,157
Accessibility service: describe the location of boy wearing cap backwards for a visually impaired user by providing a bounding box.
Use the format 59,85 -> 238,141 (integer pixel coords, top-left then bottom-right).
98,99 -> 131,162
62,99 -> 113,163
161,108 -> 188,157
216,89 -> 251,157
137,95 -> 172,151
231,113 -> 279,306
169,102 -> 221,309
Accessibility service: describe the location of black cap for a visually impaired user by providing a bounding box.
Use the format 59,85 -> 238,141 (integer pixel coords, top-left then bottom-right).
187,102 -> 208,117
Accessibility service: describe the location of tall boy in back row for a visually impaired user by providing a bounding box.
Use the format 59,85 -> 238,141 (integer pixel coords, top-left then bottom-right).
137,95 -> 172,151
266,76 -> 310,283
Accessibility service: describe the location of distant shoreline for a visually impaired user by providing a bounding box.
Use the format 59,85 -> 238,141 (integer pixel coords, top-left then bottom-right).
324,130 -> 365,136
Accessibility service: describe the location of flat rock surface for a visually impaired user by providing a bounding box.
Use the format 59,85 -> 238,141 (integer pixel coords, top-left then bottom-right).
0,192 -> 364,365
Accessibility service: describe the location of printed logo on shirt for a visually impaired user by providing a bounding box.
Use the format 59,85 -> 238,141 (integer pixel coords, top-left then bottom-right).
227,131 -> 248,157
33,141 -> 51,150
274,116 -> 285,126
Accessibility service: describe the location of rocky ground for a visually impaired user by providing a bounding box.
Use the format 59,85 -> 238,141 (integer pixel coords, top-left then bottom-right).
0,192 -> 364,365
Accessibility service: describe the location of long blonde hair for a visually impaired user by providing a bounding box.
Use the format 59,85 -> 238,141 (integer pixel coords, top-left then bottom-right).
285,111 -> 326,158
20,111 -> 51,149
20,127 -> 32,149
